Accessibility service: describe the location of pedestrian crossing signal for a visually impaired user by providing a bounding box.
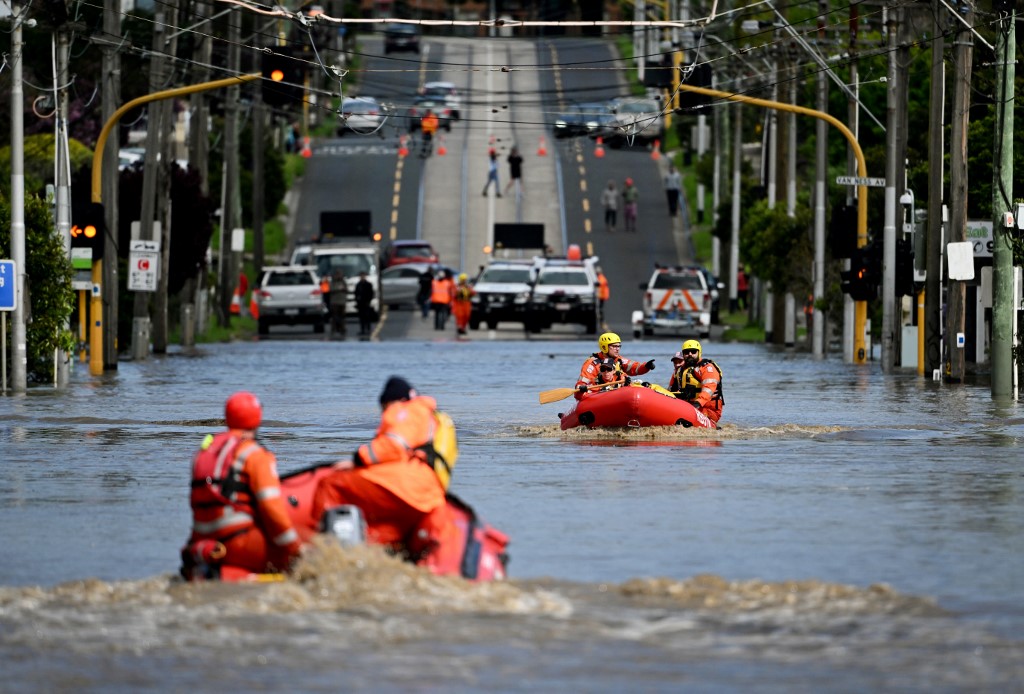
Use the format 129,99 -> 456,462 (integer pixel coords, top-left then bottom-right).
70,202 -> 106,260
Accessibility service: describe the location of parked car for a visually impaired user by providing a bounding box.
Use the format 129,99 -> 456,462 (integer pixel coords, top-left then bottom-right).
421,81 -> 461,119
405,98 -> 453,132
469,259 -> 537,330
631,265 -> 712,339
383,23 -> 420,55
253,266 -> 327,335
552,101 -> 615,139
337,96 -> 385,136
381,240 -> 439,268
526,256 -> 600,334
381,262 -> 454,309
598,97 -> 666,147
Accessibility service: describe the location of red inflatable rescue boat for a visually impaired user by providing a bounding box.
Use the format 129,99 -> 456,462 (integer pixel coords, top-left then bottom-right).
558,383 -> 717,430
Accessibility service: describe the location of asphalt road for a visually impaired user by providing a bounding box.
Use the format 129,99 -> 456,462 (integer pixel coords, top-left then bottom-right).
286,35 -> 698,343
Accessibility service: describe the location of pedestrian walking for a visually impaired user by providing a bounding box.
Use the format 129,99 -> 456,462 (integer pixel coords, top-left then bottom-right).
601,180 -> 618,232
481,149 -> 501,197
329,270 -> 348,337
416,267 -> 433,319
622,177 -> 639,232
504,146 -> 523,196
663,163 -> 682,218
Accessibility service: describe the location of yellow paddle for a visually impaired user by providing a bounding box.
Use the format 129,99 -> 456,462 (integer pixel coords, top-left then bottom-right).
538,383 -> 605,404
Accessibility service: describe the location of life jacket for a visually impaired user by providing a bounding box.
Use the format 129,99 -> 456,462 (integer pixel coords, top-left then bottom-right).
190,432 -> 259,540
675,359 -> 724,405
415,411 -> 459,491
454,284 -> 473,302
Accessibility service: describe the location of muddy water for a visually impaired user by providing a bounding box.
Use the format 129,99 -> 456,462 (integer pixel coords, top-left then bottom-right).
1,338 -> 1022,691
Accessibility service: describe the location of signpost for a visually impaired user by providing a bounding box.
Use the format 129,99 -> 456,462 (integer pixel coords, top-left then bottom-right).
1,260 -> 14,393
128,240 -> 160,292
835,175 -> 887,187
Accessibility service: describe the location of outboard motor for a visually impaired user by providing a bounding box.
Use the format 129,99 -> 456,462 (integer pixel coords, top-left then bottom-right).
319,505 -> 367,546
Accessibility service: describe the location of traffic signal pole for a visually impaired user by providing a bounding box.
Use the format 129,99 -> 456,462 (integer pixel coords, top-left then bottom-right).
676,82 -> 871,363
86,73 -> 260,375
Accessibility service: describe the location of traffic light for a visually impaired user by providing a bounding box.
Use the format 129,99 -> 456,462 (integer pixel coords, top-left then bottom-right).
260,48 -> 305,108
70,202 -> 106,260
840,242 -> 878,302
829,204 -> 858,259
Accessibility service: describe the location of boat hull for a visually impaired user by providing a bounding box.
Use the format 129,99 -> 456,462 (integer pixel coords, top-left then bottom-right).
558,384 -> 717,430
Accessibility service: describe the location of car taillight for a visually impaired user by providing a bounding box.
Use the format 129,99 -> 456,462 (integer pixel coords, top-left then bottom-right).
703,294 -> 710,309
256,289 -> 270,299
311,288 -> 322,297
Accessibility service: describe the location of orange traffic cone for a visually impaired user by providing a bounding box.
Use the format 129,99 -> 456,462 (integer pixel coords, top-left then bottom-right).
650,140 -> 661,160
537,136 -> 547,156
594,136 -> 605,158
229,287 -> 242,316
437,135 -> 447,156
301,136 -> 312,158
249,293 -> 260,320
398,134 -> 409,158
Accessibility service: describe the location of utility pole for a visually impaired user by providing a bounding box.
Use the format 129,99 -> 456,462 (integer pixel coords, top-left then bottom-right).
253,97 -> 266,272
991,3 -> 1015,397
132,10 -> 169,359
926,0 -> 945,377
946,0 -> 974,383
730,98 -> 742,318
153,0 -> 179,355
101,0 -> 121,369
55,24 -> 72,387
9,0 -> 27,392
881,6 -> 900,372
219,9 -> 241,325
813,0 -> 828,359
843,3 -> 860,364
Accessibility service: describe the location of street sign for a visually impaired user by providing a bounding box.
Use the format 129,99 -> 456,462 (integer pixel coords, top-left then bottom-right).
835,175 -> 886,187
0,260 -> 15,311
128,240 -> 160,292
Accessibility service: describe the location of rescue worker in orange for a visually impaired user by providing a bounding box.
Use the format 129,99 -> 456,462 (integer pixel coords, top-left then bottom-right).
430,269 -> 455,330
183,392 -> 303,577
420,109 -> 439,157
452,273 -> 475,336
596,266 -> 610,315
668,339 -> 724,424
311,377 -> 451,552
575,332 -> 654,399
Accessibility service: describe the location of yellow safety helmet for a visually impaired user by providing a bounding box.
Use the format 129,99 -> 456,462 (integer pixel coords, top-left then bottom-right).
681,339 -> 702,360
458,273 -> 467,282
598,332 -> 622,354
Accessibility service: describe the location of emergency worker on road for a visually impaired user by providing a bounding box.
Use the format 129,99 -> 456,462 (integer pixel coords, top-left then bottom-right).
452,273 -> 475,336
668,339 -> 724,424
311,377 -> 451,553
420,109 -> 439,157
431,269 -> 455,330
182,392 -> 303,578
575,332 -> 654,399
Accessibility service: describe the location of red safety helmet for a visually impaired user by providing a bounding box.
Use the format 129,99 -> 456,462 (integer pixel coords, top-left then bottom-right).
225,391 -> 262,430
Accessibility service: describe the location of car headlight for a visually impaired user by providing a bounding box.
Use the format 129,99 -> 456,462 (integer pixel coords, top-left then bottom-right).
554,120 -> 567,128
514,291 -> 530,303
471,295 -> 481,304
580,295 -> 595,304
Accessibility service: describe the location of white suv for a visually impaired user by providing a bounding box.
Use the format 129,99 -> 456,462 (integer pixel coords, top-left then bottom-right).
470,260 -> 536,330
422,81 -> 461,120
632,266 -> 711,339
526,256 -> 600,334
253,266 -> 327,335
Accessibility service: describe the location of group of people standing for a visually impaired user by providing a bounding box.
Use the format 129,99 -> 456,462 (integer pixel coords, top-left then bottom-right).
319,271 -> 377,337
601,178 -> 640,233
575,332 -> 724,426
416,267 -> 475,335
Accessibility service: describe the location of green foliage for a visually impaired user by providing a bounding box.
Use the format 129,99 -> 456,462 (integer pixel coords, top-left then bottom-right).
0,192 -> 76,383
0,136 -> 95,198
740,197 -> 814,300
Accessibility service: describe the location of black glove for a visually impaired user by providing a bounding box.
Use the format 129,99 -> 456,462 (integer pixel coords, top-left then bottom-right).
641,382 -> 650,388
352,450 -> 366,467
644,359 -> 656,371
577,385 -> 588,394
623,377 -> 632,386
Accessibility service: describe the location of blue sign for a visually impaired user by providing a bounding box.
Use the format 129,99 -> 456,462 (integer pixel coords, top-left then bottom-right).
0,260 -> 15,311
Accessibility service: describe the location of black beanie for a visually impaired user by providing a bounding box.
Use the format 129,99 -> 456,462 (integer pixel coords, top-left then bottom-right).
379,376 -> 414,407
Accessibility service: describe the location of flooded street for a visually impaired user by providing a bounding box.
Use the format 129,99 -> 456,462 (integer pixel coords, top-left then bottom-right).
1,337 -> 1023,691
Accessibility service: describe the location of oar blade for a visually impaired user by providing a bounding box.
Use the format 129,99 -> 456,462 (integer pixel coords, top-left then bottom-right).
538,387 -> 575,404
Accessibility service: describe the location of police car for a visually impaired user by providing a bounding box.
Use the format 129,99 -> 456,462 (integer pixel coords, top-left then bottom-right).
632,265 -> 712,339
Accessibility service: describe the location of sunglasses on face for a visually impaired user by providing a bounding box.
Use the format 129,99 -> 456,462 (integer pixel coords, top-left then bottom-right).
682,349 -> 699,355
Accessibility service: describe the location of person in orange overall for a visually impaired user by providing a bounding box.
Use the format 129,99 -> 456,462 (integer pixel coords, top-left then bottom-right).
596,267 -> 610,316
420,109 -> 439,157
311,377 -> 450,552
575,332 -> 654,399
452,273 -> 475,336
668,339 -> 724,425
430,269 -> 455,330
182,392 -> 303,578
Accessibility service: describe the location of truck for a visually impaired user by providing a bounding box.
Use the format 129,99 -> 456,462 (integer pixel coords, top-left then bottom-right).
632,265 -> 712,339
